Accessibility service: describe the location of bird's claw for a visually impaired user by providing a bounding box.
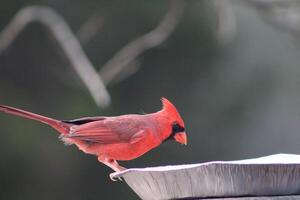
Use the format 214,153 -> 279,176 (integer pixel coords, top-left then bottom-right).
109,172 -> 123,181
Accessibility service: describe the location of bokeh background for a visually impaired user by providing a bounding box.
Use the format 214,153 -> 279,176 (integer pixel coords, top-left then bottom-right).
1,0 -> 300,199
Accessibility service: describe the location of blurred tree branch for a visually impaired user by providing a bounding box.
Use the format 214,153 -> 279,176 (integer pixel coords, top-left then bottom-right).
0,6 -> 110,108
0,0 -> 185,108
212,0 -> 236,46
245,0 -> 300,36
211,0 -> 300,45
99,0 -> 185,85
76,12 -> 104,46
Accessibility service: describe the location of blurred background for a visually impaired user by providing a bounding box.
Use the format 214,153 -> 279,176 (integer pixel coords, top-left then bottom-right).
1,0 -> 300,199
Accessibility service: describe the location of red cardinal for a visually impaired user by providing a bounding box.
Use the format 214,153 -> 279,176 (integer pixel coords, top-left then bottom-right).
0,98 -> 187,179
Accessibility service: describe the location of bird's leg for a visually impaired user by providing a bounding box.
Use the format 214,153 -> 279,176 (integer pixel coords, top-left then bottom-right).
98,156 -> 126,181
98,157 -> 126,172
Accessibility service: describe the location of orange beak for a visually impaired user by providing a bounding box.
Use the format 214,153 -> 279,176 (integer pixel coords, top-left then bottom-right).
174,132 -> 187,145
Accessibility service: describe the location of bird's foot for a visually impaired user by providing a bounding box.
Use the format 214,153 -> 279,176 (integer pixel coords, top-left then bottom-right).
110,172 -> 123,181
109,166 -> 126,181
97,156 -> 126,181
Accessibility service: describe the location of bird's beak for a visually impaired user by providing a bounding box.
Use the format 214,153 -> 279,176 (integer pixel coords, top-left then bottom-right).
174,132 -> 187,145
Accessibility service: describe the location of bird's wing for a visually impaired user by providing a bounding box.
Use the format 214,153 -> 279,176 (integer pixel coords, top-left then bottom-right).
65,117 -> 146,144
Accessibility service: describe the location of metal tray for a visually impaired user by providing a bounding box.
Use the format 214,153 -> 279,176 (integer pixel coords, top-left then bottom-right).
112,154 -> 300,200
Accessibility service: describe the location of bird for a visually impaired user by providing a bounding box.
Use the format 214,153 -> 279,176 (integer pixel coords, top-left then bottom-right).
0,98 -> 187,180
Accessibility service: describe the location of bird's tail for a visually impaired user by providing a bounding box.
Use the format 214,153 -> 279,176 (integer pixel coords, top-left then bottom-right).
0,105 -> 71,134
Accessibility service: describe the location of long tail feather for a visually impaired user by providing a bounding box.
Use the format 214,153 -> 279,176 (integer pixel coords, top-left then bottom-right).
0,105 -> 70,134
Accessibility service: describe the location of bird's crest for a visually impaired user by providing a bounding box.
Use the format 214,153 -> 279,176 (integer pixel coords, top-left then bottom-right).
161,97 -> 176,113
161,97 -> 184,125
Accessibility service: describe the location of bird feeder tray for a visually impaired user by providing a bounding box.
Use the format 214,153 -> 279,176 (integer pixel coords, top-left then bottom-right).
112,154 -> 300,200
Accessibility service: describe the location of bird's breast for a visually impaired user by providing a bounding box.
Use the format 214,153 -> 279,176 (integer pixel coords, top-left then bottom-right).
99,133 -> 161,160
74,135 -> 160,161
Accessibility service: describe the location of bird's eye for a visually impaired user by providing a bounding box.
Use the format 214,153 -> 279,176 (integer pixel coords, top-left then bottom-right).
172,122 -> 185,133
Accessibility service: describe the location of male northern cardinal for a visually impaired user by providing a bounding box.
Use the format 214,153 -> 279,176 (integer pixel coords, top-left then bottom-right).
0,98 -> 187,180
